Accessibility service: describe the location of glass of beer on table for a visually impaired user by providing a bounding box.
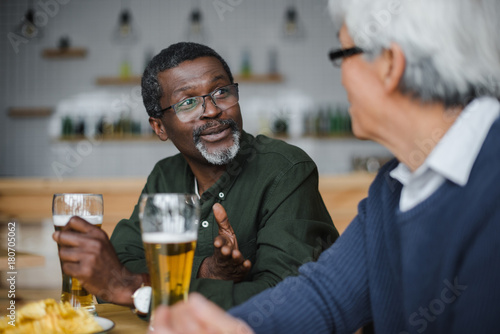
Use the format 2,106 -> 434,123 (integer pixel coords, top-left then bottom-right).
139,193 -> 199,317
52,193 -> 103,315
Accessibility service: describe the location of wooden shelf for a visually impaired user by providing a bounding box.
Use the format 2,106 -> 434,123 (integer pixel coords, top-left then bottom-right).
8,107 -> 53,118
96,76 -> 142,85
96,74 -> 282,86
234,73 -> 283,83
57,134 -> 157,142
42,47 -> 87,59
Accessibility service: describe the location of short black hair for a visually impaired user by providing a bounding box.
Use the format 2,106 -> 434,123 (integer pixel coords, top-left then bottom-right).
142,42 -> 234,118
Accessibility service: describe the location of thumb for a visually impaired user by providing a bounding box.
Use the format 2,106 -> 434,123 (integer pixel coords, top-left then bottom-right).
213,203 -> 233,233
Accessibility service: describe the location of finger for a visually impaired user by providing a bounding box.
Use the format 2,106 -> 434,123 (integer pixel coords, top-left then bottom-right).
52,231 -> 61,243
230,252 -> 251,271
65,216 -> 98,233
63,216 -> 108,240
169,304 -> 204,334
213,235 -> 228,249
213,245 -> 232,260
148,306 -> 172,333
53,230 -> 94,247
220,245 -> 233,257
189,293 -> 253,333
61,262 -> 82,278
212,204 -> 234,234
242,259 -> 252,269
230,250 -> 245,265
58,246 -> 83,263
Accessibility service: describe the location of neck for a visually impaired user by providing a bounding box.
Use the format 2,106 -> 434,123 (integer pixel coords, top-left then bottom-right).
189,161 -> 227,196
378,97 -> 462,172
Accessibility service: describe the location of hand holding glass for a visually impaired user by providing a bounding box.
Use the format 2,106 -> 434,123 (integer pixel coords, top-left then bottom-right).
139,194 -> 199,317
52,193 -> 103,314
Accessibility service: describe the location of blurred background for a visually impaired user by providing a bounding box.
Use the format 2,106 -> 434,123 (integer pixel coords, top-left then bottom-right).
0,0 -> 389,293
0,0 -> 390,178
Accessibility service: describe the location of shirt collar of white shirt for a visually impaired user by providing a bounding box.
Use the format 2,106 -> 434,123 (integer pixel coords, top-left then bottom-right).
390,96 -> 500,211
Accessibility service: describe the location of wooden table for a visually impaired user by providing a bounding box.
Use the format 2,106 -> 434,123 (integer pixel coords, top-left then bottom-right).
0,289 -> 149,333
96,304 -> 149,333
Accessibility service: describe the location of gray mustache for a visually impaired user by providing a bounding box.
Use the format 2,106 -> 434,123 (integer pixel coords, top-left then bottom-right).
193,119 -> 238,142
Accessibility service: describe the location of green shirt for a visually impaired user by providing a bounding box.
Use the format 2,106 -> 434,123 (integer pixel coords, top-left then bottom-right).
110,132 -> 338,310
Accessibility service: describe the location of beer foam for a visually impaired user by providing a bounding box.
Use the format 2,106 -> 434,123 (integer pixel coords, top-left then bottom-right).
53,215 -> 103,226
142,232 -> 197,244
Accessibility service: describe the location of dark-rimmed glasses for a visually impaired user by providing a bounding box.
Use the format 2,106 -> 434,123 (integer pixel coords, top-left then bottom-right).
160,83 -> 239,122
329,47 -> 364,67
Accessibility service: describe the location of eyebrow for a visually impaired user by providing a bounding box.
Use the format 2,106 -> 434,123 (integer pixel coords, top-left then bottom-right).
171,74 -> 228,96
210,74 -> 227,84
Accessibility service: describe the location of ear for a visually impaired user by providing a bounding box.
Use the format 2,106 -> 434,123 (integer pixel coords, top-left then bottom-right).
380,42 -> 406,93
149,117 -> 169,141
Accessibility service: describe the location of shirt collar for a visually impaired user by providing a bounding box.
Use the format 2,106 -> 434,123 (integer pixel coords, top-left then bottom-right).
198,131 -> 253,201
391,97 -> 500,186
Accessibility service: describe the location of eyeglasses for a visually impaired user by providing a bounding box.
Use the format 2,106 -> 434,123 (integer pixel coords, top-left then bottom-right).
329,47 -> 364,67
160,83 -> 239,122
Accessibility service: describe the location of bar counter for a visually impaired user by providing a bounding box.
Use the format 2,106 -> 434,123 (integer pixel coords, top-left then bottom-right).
0,173 -> 374,235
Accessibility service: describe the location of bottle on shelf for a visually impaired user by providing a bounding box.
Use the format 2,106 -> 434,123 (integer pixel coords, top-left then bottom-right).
240,49 -> 252,78
61,115 -> 73,137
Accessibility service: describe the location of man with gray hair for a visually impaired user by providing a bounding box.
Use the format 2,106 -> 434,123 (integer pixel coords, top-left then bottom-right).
148,0 -> 500,333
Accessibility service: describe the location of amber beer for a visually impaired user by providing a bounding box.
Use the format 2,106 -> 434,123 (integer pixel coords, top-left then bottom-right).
53,214 -> 102,314
143,232 -> 197,307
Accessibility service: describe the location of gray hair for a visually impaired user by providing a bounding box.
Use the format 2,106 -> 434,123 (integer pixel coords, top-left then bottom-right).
329,0 -> 500,107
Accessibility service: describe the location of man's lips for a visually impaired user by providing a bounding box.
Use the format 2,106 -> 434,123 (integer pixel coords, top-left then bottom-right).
199,125 -> 231,142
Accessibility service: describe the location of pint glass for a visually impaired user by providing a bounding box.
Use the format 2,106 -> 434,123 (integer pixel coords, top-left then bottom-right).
52,193 -> 103,314
139,194 -> 199,314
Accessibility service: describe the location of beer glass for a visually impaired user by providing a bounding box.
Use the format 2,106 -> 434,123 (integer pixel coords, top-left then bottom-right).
139,194 -> 199,315
52,193 -> 103,315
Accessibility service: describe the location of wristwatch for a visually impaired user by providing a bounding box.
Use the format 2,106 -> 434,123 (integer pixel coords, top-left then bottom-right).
132,285 -> 152,316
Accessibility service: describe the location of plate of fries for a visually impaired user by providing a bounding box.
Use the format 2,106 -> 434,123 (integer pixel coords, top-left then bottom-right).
94,316 -> 115,333
0,298 -> 115,334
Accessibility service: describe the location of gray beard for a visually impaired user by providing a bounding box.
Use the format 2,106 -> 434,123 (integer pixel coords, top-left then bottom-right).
193,120 -> 241,165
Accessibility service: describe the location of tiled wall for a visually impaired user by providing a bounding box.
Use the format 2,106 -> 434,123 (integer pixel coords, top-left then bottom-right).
0,0 -> 389,178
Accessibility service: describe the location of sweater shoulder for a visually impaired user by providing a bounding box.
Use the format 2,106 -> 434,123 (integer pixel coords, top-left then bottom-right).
474,115 -> 500,164
368,158 -> 400,196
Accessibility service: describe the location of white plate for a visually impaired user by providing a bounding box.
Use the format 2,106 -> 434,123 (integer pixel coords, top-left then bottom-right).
93,316 -> 115,333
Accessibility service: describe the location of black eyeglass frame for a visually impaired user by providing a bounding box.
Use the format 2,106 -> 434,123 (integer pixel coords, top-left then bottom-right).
159,83 -> 239,116
329,47 -> 364,67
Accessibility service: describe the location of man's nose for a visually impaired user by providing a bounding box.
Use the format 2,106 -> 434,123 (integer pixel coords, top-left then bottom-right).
200,96 -> 221,119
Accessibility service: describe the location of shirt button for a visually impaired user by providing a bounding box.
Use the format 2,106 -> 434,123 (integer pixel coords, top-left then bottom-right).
218,192 -> 224,199
201,221 -> 209,228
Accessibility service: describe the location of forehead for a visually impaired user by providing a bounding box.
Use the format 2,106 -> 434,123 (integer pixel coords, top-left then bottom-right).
157,56 -> 230,97
338,24 -> 354,46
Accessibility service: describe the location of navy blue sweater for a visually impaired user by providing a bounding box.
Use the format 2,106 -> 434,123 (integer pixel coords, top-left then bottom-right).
230,116 -> 500,333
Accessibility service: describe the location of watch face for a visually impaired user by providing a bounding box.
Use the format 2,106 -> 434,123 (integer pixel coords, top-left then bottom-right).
134,286 -> 152,314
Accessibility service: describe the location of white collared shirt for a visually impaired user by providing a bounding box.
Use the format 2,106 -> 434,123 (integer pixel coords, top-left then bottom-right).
390,97 -> 500,212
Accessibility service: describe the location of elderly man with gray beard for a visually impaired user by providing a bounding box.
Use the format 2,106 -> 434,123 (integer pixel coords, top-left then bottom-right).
146,0 -> 500,333
52,42 -> 338,313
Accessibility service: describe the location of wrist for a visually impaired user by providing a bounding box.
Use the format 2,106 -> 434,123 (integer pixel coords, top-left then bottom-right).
107,272 -> 149,307
198,257 -> 217,279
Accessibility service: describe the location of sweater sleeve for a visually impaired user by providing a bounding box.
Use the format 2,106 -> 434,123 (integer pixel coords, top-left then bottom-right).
229,199 -> 372,334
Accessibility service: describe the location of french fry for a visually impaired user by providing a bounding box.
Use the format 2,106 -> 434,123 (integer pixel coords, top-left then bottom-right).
0,299 -> 102,334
